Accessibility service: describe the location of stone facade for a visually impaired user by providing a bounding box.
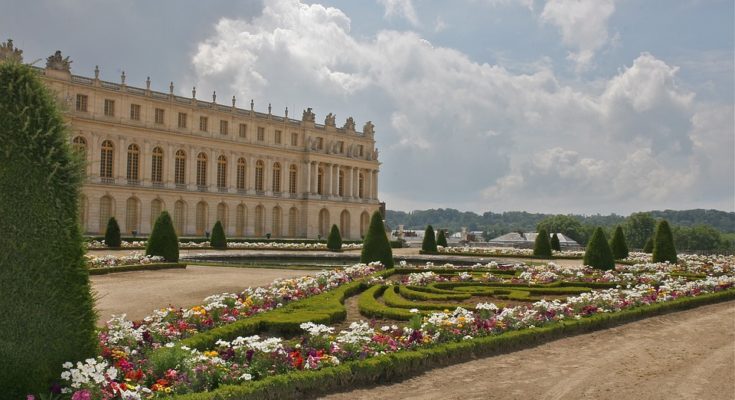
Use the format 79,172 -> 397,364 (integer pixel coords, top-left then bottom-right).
36,54 -> 381,239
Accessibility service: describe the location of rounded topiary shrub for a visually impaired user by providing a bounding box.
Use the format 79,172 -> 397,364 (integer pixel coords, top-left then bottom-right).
652,220 -> 677,264
327,224 -> 342,251
422,225 -> 437,253
360,211 -> 394,267
0,61 -> 98,397
610,226 -> 629,260
436,229 -> 448,247
643,236 -> 654,253
533,228 -> 552,258
104,216 -> 121,248
146,211 -> 179,262
550,233 -> 561,252
210,220 -> 227,250
583,227 -> 615,270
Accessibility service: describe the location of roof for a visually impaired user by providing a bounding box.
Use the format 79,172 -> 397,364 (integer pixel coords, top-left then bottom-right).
489,232 -> 579,245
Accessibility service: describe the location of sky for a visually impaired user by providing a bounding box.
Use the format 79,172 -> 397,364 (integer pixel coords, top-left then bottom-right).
3,0 -> 733,215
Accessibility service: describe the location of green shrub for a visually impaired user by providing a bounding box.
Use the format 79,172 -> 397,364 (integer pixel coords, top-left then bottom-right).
210,220 -> 227,249
533,228 -> 552,258
436,229 -> 448,247
382,286 -> 465,311
357,285 -> 415,320
360,211 -> 394,267
652,220 -> 677,264
610,226 -> 629,260
399,286 -> 471,301
327,224 -> 342,251
146,211 -> 179,262
550,233 -> 561,252
0,61 -> 97,397
643,236 -> 654,253
583,227 -> 615,270
422,225 -> 437,252
104,216 -> 121,247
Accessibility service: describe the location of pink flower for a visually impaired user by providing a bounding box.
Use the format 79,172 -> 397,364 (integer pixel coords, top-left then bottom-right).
71,390 -> 92,400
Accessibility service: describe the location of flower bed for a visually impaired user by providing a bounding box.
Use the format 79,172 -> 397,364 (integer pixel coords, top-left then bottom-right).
433,246 -> 585,259
85,241 -> 362,251
85,252 -> 164,269
86,240 -> 147,249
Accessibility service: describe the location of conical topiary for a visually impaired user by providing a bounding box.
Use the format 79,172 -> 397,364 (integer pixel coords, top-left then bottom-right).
146,211 -> 179,262
422,225 -> 437,253
436,229 -> 448,247
652,220 -> 677,264
643,237 -> 654,253
210,220 -> 227,249
327,224 -> 342,251
610,226 -> 629,260
583,227 -> 615,270
533,228 -> 552,258
360,211 -> 394,267
0,60 -> 97,397
550,233 -> 561,252
104,216 -> 121,247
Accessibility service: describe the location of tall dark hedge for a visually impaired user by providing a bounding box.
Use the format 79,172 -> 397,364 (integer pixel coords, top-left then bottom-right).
104,216 -> 121,247
610,226 -> 629,260
436,229 -> 448,247
210,220 -> 227,250
652,220 -> 677,264
327,224 -> 342,251
583,227 -> 615,270
360,211 -> 394,267
550,233 -> 561,252
643,237 -> 654,253
422,225 -> 437,253
0,61 -> 97,397
146,211 -> 179,262
533,228 -> 552,258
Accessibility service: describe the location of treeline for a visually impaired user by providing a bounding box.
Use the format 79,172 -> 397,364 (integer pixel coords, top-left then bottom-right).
386,208 -> 735,251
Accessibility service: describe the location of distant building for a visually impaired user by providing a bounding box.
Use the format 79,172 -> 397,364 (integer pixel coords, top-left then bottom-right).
488,232 -> 581,249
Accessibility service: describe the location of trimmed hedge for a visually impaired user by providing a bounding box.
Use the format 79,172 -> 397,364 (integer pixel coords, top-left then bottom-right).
533,228 -> 552,258
327,224 -> 342,251
399,286 -> 471,301
436,230 -> 448,248
147,211 -> 179,262
104,217 -> 122,248
360,211 -> 394,267
583,227 -> 615,270
652,220 -> 677,264
382,286 -> 468,311
357,285 -> 416,320
210,221 -> 227,250
550,233 -> 561,252
88,263 -> 186,276
422,225 -> 437,253
610,226 -> 629,260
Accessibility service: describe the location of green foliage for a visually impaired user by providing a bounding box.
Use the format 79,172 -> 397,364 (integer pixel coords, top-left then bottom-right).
624,212 -> 656,249
360,211 -> 394,267
399,286 -> 471,301
652,220 -> 677,264
537,215 -> 587,245
210,221 -> 227,249
327,224 -> 342,251
550,233 -> 561,251
673,224 -> 732,251
0,61 -> 97,397
643,237 -> 654,253
422,225 -> 437,252
610,226 -> 629,260
583,227 -> 615,270
533,228 -> 552,258
104,217 -> 121,247
436,229 -> 448,247
146,211 -> 179,262
358,285 -> 415,320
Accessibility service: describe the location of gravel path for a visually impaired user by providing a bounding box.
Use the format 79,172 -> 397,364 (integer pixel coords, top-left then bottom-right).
321,300 -> 735,400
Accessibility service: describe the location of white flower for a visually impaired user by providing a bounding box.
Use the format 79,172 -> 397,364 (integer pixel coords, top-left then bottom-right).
240,373 -> 253,381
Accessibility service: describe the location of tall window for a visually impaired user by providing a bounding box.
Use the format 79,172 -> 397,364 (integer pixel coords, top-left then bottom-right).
336,141 -> 344,153
317,167 -> 324,195
75,94 -> 88,112
196,201 -> 207,236
272,207 -> 282,237
288,207 -> 298,237
356,145 -> 364,157
288,165 -> 297,194
174,200 -> 185,235
217,155 -> 227,189
150,199 -> 163,228
219,120 -> 228,135
274,130 -> 282,144
104,99 -> 115,117
358,173 -> 364,198
196,152 -> 208,187
291,132 -> 298,146
236,204 -> 246,236
130,104 -> 141,121
175,150 -> 186,185
255,160 -> 264,192
257,127 -> 265,141
217,203 -> 227,231
316,137 -> 323,149
272,162 -> 281,193
318,208 -> 329,237
155,108 -> 165,124
199,116 -> 208,132
254,205 -> 264,237
100,140 -> 114,179
151,147 -> 163,184
340,210 -> 350,238
338,170 -> 344,197
72,136 -> 87,158
126,197 -> 139,233
178,112 -> 187,128
126,144 -> 140,182
236,158 -> 246,190
239,123 -> 247,138
99,196 -> 113,233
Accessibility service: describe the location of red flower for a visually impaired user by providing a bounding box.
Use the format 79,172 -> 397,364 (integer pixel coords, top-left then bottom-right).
290,351 -> 304,369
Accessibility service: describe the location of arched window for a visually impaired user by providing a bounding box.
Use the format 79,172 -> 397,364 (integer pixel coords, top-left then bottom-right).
99,196 -> 113,233
272,162 -> 281,193
317,167 -> 324,195
272,206 -> 282,237
72,136 -> 87,157
217,202 -> 227,231
196,201 -> 207,235
126,197 -> 140,233
254,205 -> 265,236
288,207 -> 298,237
236,158 -> 246,190
338,170 -> 344,197
318,208 -> 329,237
175,150 -> 186,185
255,160 -> 264,192
360,211 -> 370,238
289,165 -> 297,194
151,147 -> 164,184
196,152 -> 208,188
127,144 -> 140,182
236,204 -> 247,237
217,155 -> 227,189
174,200 -> 186,235
79,195 -> 87,232
340,210 -> 350,239
100,140 -> 114,180
358,173 -> 364,198
150,198 -> 163,228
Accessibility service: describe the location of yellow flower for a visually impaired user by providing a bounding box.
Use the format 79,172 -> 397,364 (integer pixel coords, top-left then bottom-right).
204,350 -> 219,357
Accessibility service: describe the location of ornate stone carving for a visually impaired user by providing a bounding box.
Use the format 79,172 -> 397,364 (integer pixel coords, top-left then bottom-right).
325,112 -> 336,127
0,39 -> 23,62
46,50 -> 71,71
363,121 -> 374,136
343,117 -> 355,131
302,107 -> 315,122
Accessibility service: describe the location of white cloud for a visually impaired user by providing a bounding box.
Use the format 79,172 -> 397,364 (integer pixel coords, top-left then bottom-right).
377,0 -> 420,26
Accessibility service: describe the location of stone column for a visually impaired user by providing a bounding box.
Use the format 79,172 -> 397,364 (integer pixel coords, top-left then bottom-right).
352,167 -> 359,198
208,148 -> 217,191
373,170 -> 379,199
324,163 -> 332,197
188,145 -> 198,190
90,135 -> 101,183
366,169 -> 373,200
247,156 -> 256,194
311,162 -> 318,194
264,158 -> 273,195
141,141 -> 150,185
117,136 -> 127,182
166,143 -> 175,188
332,165 -> 339,197
304,161 -> 311,196
228,151 -> 237,193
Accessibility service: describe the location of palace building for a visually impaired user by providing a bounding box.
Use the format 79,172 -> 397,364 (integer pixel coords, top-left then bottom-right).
5,42 -> 381,239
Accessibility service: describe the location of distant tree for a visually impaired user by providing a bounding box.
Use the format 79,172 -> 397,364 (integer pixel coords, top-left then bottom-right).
624,212 -> 656,249
533,228 -> 552,258
537,215 -> 586,245
104,216 -> 121,248
610,226 -> 629,260
436,229 -> 448,247
643,237 -> 654,253
422,225 -> 437,253
673,224 -> 726,251
327,224 -> 342,251
583,227 -> 615,270
652,220 -> 677,264
146,211 -> 179,262
360,211 -> 394,267
210,221 -> 227,250
550,233 -> 561,251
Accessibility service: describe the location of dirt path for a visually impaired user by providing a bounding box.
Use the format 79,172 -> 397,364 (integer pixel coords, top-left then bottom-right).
321,300 -> 735,400
90,265 -> 316,326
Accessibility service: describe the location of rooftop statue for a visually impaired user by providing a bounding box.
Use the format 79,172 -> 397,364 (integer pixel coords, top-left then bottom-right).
46,50 -> 72,72
302,107 -> 316,122
325,112 -> 336,127
0,39 -> 23,62
363,121 -> 374,135
343,117 -> 355,131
